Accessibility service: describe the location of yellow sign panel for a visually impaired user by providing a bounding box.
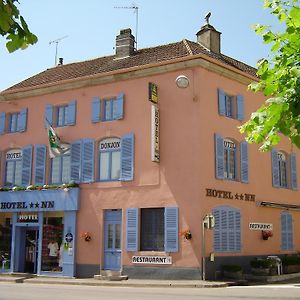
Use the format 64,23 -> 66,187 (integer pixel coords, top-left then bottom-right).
148,82 -> 158,104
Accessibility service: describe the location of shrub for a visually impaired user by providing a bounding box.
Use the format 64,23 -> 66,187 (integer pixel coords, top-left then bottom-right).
282,255 -> 300,266
221,265 -> 242,272
250,259 -> 273,269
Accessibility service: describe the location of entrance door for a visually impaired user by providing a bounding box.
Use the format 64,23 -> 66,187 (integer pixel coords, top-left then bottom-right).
104,210 -> 122,270
24,229 -> 39,273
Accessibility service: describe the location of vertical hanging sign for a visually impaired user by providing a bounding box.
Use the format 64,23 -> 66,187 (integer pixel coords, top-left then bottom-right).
151,105 -> 160,162
148,82 -> 158,104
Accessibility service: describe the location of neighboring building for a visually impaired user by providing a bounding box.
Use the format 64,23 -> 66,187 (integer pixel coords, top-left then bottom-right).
0,20 -> 299,280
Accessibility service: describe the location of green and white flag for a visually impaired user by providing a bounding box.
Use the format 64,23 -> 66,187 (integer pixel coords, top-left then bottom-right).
48,126 -> 70,158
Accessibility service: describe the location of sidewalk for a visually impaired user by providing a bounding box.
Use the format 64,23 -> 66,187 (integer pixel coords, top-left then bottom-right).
0,274 -> 228,288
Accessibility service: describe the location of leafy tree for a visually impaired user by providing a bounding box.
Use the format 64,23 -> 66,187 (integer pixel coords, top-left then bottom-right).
0,0 -> 37,52
240,0 -> 300,151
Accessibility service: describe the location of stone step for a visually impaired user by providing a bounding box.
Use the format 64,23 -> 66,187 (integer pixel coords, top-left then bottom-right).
94,270 -> 128,281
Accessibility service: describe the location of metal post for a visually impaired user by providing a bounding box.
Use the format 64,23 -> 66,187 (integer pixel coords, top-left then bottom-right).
202,219 -> 206,280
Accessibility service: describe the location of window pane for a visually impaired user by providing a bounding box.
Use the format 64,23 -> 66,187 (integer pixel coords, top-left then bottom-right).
15,160 -> 22,186
5,162 -> 14,186
112,99 -> 118,119
107,224 -> 113,249
57,106 -> 66,127
104,100 -> 112,120
61,156 -> 71,183
141,208 -> 164,251
41,215 -> 64,272
111,151 -> 121,180
100,152 -> 109,180
115,224 -> 121,249
10,114 -> 18,132
51,157 -> 60,184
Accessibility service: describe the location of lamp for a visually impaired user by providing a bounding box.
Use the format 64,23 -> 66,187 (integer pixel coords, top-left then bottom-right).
175,75 -> 190,89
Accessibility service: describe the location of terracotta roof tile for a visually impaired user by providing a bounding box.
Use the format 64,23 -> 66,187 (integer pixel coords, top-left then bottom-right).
2,40 -> 257,93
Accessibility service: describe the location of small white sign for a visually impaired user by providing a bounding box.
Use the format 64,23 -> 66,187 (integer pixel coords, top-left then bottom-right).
249,223 -> 273,231
6,149 -> 22,161
151,105 -> 160,162
132,256 -> 172,265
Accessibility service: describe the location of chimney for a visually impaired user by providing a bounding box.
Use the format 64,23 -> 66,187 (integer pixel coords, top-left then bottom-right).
196,13 -> 221,53
58,57 -> 64,65
115,28 -> 135,59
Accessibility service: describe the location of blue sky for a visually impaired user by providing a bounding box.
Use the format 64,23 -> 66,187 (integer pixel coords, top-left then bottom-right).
0,0 -> 280,91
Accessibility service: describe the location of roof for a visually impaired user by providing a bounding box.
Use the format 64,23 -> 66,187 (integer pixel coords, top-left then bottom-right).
2,39 -> 257,93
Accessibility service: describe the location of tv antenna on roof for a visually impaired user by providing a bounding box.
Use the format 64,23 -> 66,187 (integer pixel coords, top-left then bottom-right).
49,35 -> 68,66
114,3 -> 139,49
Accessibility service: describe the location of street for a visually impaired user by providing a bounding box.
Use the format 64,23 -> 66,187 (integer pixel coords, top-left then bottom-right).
0,283 -> 300,300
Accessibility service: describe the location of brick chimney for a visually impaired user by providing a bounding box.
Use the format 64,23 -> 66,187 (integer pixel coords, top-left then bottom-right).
115,28 -> 135,59
196,18 -> 221,53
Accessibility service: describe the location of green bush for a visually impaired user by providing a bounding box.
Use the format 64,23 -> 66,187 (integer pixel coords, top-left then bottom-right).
250,259 -> 273,269
282,255 -> 300,266
221,265 -> 242,272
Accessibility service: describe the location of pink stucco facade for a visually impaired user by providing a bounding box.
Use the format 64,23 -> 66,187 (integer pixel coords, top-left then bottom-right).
0,25 -> 299,280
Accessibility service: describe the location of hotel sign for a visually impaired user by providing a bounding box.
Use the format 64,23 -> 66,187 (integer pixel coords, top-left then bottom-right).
205,188 -> 256,202
151,105 -> 160,162
132,256 -> 172,265
148,82 -> 158,104
249,223 -> 273,231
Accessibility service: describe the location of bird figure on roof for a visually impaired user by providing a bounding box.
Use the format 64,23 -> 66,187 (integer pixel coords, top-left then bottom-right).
205,12 -> 211,25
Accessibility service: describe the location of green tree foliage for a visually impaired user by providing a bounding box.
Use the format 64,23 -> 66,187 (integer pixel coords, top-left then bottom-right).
240,0 -> 300,151
0,0 -> 37,52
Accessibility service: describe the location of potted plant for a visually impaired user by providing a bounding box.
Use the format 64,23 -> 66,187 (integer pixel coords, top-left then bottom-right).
180,229 -> 192,240
262,230 -> 273,240
221,264 -> 243,280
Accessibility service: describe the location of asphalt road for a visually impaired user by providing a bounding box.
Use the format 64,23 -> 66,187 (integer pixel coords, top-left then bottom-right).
1,283 -> 300,300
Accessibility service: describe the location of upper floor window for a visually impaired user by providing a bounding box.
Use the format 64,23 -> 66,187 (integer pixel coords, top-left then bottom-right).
99,137 -> 121,181
213,206 -> 241,252
50,153 -> 71,184
218,88 -> 244,121
92,93 -> 124,123
0,109 -> 28,135
45,100 -> 76,128
4,146 -> 32,187
215,134 -> 248,183
272,149 -> 297,190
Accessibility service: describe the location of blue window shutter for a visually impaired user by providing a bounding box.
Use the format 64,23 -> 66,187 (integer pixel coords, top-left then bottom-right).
213,209 -> 221,252
281,212 -> 293,250
114,93 -> 124,120
271,149 -> 280,187
234,210 -> 241,251
67,100 -> 77,125
218,88 -> 226,116
165,207 -> 178,252
45,104 -> 53,127
82,139 -> 94,183
215,134 -> 224,179
34,144 -> 46,186
91,97 -> 101,123
290,153 -> 297,190
126,208 -> 139,251
236,95 -> 244,121
120,133 -> 134,181
240,141 -> 249,183
71,140 -> 82,182
21,145 -> 33,186
0,112 -> 6,135
17,108 -> 28,132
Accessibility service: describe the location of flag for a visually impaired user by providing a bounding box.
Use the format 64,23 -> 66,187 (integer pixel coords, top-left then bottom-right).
48,125 -> 70,158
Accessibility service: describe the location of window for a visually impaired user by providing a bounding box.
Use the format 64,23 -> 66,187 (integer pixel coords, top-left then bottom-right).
140,208 -> 164,251
218,89 -> 244,120
272,149 -> 297,190
45,100 -> 76,128
91,93 -> 124,123
281,212 -> 293,251
224,139 -> 236,180
126,207 -> 178,252
56,105 -> 68,127
99,138 -> 121,181
4,146 -> 32,187
5,149 -> 22,187
213,206 -> 241,252
50,154 -> 71,184
98,133 -> 134,182
215,134 -> 248,183
0,109 -> 28,134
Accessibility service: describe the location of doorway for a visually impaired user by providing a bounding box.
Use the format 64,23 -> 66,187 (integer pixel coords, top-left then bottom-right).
103,210 -> 122,271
